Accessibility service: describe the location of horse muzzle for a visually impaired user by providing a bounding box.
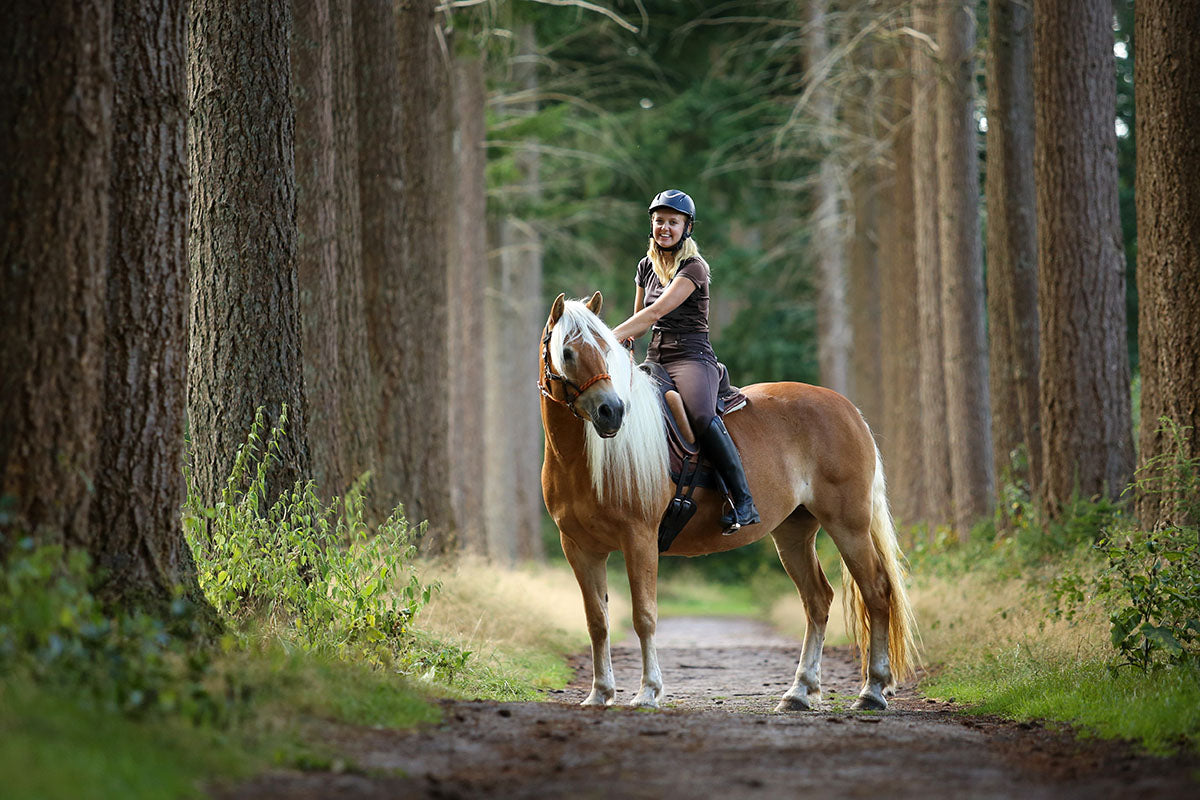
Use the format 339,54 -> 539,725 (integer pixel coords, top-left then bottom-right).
582,391 -> 625,438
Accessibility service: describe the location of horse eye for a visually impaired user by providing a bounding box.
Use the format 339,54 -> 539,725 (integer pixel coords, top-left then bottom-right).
563,348 -> 575,362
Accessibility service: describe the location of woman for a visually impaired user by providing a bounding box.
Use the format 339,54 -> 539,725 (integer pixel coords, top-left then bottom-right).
612,189 -> 760,531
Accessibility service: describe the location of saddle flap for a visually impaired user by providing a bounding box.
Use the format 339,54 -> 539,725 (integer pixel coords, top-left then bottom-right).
664,390 -> 694,445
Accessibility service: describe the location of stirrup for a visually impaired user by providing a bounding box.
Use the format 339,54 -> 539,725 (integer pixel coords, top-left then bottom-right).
721,498 -> 742,535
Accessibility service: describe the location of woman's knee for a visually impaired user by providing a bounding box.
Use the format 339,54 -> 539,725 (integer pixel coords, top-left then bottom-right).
689,410 -> 715,432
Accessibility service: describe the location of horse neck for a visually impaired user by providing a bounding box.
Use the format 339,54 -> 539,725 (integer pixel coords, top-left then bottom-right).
541,396 -> 588,466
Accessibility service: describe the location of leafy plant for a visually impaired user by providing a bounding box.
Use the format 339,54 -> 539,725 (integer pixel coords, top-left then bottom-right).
1103,420 -> 1200,671
183,407 -> 438,670
0,537 -> 226,723
1045,419 -> 1200,672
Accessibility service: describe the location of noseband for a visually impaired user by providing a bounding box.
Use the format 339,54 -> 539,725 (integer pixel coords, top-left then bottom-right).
538,327 -> 612,421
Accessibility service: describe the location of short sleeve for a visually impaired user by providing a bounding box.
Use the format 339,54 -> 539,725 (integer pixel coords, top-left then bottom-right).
635,257 -> 651,288
675,258 -> 708,289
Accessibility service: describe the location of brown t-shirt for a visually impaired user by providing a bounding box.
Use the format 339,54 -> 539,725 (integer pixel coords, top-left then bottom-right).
635,256 -> 710,333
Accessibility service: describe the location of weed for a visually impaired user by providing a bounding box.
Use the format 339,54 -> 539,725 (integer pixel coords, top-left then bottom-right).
183,407 -> 436,670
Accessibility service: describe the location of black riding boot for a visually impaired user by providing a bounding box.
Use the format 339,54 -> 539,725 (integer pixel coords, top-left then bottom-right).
699,417 -> 760,532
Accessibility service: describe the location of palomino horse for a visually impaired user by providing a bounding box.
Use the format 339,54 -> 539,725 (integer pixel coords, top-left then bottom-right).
540,292 -> 917,711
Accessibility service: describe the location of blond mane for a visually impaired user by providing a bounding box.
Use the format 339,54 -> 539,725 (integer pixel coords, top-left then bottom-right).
549,300 -> 667,518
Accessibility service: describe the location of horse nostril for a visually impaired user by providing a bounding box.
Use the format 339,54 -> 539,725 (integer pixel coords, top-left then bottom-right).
597,403 -> 613,421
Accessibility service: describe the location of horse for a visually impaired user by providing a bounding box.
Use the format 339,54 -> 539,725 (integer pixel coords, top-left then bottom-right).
539,292 -> 917,711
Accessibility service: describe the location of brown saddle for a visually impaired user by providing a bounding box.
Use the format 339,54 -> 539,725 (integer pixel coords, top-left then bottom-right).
637,359 -> 747,462
638,360 -> 748,551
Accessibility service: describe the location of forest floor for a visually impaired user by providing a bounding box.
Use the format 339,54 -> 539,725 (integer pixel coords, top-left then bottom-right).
218,616 -> 1200,799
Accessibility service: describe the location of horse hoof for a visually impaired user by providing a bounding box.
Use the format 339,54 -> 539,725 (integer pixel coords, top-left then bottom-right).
630,690 -> 661,709
581,692 -> 613,708
775,694 -> 816,712
851,693 -> 888,711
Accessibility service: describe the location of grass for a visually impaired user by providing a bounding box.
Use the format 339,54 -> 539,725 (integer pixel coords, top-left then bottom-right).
926,654 -> 1200,755
906,536 -> 1200,755
0,644 -> 439,800
0,556 -> 604,800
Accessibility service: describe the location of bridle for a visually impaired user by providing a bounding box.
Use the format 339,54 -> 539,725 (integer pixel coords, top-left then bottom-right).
538,326 -> 613,421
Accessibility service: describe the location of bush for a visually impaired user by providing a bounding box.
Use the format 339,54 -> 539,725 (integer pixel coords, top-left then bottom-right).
0,537 -> 225,723
1047,419 -> 1200,672
183,407 -> 437,670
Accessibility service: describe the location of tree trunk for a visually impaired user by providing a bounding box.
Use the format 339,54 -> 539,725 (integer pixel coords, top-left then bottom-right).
848,164 -> 882,434
879,28 -> 923,527
937,0 -> 993,537
1034,0 -> 1134,516
293,0 -> 344,498
985,0 -> 1041,506
912,0 -> 952,528
330,0 -> 378,491
804,0 -> 850,396
0,2 -> 111,556
355,0 -> 408,522
448,54 -> 489,554
92,0 -> 202,607
1134,0 -> 1200,529
845,25 -> 882,435
188,2 -> 310,510
485,23 -> 545,564
396,0 -> 456,548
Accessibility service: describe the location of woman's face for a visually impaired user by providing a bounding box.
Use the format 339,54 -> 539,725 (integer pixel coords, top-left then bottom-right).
651,209 -> 688,249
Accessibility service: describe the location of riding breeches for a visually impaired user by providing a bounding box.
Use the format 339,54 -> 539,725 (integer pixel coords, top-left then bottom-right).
647,330 -> 720,432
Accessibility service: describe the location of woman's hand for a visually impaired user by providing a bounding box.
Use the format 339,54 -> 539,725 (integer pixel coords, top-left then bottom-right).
611,276 -> 696,341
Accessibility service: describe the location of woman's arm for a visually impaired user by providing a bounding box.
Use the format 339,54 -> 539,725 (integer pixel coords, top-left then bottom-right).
612,277 -> 695,341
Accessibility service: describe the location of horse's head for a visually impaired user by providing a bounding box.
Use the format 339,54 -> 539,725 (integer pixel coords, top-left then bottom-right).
541,291 -> 628,438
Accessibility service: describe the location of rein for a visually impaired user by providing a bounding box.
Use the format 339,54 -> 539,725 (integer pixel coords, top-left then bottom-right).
538,326 -> 620,421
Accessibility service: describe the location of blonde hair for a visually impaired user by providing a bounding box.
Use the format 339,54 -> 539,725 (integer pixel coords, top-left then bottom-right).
645,236 -> 702,286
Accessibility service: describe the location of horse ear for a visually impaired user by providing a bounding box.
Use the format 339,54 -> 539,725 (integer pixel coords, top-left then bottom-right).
548,293 -> 566,327
586,291 -> 603,315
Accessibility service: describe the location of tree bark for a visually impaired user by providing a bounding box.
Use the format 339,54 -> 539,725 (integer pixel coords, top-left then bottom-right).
355,0 -> 408,521
293,0 -> 345,497
1134,0 -> 1200,529
848,163 -> 882,434
0,2 -> 111,556
397,0 -> 456,548
985,0 -> 1041,506
912,0 -> 952,528
1034,0 -> 1134,516
92,0 -> 202,606
879,27 -> 923,527
804,0 -> 850,397
485,23 -> 546,564
937,0 -> 993,537
330,0 -> 378,491
448,54 -> 489,554
187,1 -> 310,510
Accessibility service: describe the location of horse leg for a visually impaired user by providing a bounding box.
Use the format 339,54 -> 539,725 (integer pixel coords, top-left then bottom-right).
771,512 -> 833,712
623,530 -> 663,708
824,519 -> 894,711
561,535 -> 615,707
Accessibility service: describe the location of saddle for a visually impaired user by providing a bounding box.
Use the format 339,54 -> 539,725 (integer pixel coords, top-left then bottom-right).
638,360 -> 748,552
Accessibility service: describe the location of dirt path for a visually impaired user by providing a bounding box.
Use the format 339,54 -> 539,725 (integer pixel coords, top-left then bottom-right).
222,617 -> 1198,799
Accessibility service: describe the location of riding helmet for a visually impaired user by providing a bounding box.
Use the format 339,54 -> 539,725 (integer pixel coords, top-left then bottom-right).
648,189 -> 696,239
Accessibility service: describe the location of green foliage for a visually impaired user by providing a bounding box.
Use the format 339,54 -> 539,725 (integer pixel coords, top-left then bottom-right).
183,407 -> 437,670
1102,421 -> 1200,671
0,537 -> 225,724
1102,528 -> 1200,670
1043,420 -> 1200,671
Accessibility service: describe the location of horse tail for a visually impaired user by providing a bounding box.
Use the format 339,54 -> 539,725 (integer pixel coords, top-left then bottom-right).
844,444 -> 919,683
